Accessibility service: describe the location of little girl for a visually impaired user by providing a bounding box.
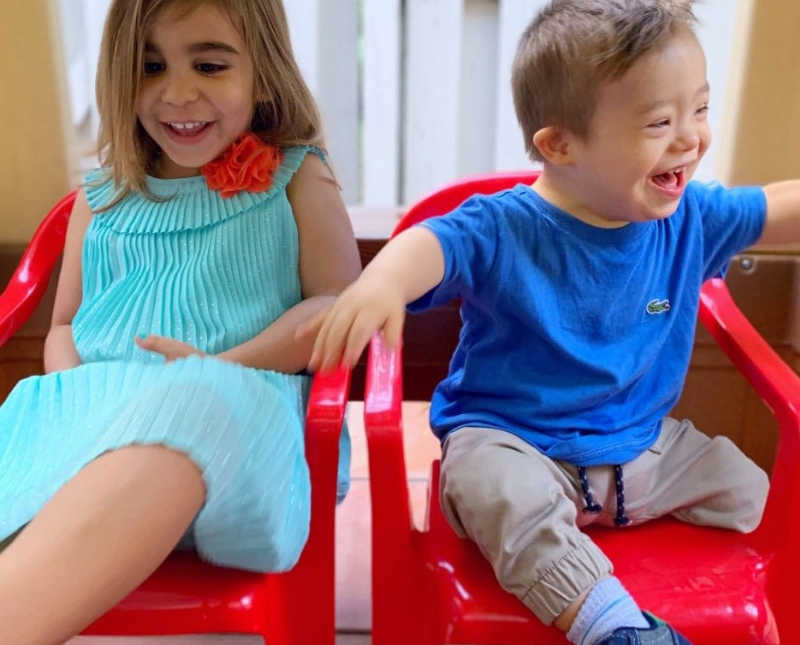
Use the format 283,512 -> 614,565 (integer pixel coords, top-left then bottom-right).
0,0 -> 360,642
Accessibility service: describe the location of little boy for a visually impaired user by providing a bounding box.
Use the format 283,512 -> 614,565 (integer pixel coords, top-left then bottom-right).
303,1 -> 800,643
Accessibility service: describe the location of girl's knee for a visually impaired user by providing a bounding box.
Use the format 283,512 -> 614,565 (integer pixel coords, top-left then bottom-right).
116,444 -> 207,502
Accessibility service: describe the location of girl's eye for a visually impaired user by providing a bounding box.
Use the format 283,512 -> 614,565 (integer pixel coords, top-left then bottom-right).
196,62 -> 228,74
144,61 -> 165,75
648,119 -> 670,129
696,104 -> 710,116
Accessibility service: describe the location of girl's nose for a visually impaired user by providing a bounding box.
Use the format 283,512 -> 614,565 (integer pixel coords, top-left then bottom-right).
160,73 -> 199,106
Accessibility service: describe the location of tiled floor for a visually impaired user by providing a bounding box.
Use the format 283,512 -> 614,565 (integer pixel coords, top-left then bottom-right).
66,401 -> 440,645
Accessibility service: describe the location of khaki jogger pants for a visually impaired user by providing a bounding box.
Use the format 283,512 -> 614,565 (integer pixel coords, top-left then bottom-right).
438,418 -> 769,625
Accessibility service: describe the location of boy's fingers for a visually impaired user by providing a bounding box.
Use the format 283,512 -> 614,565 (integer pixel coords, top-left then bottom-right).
342,313 -> 377,367
318,310 -> 356,371
343,307 -> 396,366
308,313 -> 338,372
382,311 -> 405,348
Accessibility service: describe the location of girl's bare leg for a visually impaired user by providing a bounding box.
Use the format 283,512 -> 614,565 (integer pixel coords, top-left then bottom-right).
0,445 -> 206,645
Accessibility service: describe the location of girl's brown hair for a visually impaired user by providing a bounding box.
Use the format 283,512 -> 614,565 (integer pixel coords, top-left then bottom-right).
95,0 -> 324,199
512,0 -> 697,162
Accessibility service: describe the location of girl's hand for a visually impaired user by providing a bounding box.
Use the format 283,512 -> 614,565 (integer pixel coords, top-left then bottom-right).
298,276 -> 406,372
135,335 -> 206,362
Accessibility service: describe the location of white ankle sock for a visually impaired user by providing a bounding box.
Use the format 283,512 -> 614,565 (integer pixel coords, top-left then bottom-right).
566,576 -> 649,645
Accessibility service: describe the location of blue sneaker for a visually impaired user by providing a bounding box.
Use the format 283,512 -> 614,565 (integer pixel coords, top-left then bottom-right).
595,612 -> 693,644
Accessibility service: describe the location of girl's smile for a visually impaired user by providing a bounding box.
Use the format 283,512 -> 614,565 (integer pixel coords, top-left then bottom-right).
161,120 -> 215,145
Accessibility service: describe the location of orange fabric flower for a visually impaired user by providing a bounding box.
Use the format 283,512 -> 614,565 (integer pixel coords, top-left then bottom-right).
202,133 -> 283,198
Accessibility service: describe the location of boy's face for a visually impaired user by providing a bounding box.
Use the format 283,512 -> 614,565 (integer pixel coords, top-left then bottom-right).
567,26 -> 710,224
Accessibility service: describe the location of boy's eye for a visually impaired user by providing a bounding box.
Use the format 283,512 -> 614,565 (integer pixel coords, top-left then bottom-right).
696,104 -> 709,116
144,61 -> 165,75
196,62 -> 228,74
648,119 -> 670,129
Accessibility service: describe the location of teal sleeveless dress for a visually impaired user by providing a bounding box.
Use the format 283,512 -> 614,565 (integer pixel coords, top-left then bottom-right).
0,146 -> 350,572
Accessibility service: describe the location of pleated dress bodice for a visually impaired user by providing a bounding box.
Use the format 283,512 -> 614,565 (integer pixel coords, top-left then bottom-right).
76,146 -> 310,363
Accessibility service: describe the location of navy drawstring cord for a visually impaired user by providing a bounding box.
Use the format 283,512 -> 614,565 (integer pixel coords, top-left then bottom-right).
578,466 -> 602,513
577,465 -> 630,526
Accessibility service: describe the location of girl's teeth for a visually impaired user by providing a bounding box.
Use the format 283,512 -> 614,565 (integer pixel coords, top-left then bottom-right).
169,122 -> 206,132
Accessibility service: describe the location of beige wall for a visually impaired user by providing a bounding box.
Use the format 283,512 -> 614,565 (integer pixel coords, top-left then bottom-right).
0,1 -> 71,244
723,1 -> 800,185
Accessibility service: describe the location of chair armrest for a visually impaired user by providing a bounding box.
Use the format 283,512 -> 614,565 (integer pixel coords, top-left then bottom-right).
0,276 -> 51,347
364,333 -> 424,644
307,365 -> 351,429
0,192 -> 74,346
364,332 -> 412,535
698,278 -> 800,537
288,365 -> 350,631
305,364 -> 351,512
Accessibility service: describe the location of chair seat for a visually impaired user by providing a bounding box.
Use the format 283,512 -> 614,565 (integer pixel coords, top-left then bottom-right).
426,462 -> 779,645
81,551 -> 273,636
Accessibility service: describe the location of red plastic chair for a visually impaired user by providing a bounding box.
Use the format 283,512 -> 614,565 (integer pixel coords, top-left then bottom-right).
0,191 -> 349,644
364,172 -> 800,645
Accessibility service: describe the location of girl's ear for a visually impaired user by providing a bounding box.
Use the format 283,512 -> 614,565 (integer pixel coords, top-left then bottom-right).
532,126 -> 574,165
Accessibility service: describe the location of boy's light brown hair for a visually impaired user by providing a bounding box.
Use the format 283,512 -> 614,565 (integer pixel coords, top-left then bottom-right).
95,0 -> 324,199
512,0 -> 697,161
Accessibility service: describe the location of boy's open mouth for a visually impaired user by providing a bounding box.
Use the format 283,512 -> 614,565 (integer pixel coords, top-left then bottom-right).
650,167 -> 686,193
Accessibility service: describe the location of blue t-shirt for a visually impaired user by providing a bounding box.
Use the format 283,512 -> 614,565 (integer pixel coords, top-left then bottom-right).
409,181 -> 766,466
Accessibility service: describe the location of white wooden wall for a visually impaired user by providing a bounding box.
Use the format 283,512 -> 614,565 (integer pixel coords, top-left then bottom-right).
60,0 -> 745,206
57,0 -> 111,135
290,0 -> 745,206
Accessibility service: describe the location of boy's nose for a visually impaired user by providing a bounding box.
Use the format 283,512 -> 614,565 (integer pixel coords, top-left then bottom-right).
160,73 -> 199,106
674,123 -> 701,151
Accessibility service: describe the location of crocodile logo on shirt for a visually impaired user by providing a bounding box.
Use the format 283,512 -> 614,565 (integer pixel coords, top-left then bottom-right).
646,298 -> 671,315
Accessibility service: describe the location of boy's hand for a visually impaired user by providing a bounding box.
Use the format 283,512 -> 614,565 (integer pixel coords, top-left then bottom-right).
299,276 -> 406,372
135,335 -> 206,362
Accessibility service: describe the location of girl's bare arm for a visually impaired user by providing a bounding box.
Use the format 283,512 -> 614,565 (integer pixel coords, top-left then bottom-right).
216,154 -> 361,373
44,190 -> 92,373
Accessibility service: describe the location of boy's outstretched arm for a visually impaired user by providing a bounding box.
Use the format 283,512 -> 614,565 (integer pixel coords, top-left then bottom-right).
760,180 -> 800,244
301,226 -> 445,372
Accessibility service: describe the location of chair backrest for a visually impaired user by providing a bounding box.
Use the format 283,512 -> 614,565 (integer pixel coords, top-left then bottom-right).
392,171 -> 540,237
0,190 -> 75,345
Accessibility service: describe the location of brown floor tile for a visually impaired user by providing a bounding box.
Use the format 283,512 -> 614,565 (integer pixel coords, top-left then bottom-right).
336,634 -> 371,645
336,478 -> 371,631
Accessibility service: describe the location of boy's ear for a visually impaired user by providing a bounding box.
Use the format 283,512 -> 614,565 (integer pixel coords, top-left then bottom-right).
532,126 -> 573,165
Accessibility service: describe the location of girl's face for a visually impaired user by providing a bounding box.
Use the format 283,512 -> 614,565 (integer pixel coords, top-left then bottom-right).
136,3 -> 256,179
